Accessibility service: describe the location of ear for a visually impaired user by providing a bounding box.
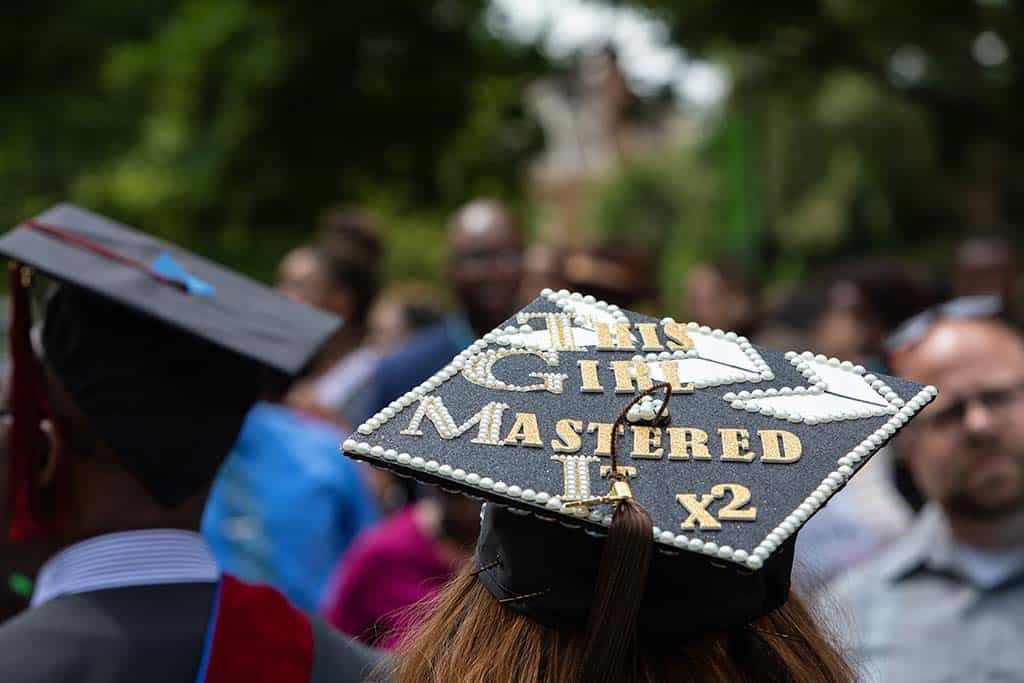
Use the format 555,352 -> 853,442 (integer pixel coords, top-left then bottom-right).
34,419 -> 60,489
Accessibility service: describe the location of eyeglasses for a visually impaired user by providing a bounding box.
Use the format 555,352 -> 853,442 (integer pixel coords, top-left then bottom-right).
884,295 -> 1003,355
915,382 -> 1024,432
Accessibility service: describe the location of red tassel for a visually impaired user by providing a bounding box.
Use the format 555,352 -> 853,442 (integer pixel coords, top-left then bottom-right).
6,264 -> 65,542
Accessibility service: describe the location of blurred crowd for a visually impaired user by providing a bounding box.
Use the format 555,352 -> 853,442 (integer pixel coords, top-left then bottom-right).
194,195 -> 1022,657
2,187 -> 1022,682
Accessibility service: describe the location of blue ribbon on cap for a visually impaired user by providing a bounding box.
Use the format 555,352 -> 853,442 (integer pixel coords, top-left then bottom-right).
150,252 -> 216,297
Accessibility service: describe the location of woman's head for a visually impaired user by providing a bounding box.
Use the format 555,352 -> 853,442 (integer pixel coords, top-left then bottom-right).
391,567 -> 854,683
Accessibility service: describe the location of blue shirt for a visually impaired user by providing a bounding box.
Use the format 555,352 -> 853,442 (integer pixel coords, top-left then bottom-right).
359,315 -> 476,423
202,403 -> 378,611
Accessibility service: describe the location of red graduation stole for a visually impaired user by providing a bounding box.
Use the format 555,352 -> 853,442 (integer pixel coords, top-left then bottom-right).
197,575 -> 314,683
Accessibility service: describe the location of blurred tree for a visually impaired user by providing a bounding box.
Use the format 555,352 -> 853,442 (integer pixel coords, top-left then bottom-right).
580,0 -> 1023,304
0,0 -> 546,280
629,0 -> 1024,235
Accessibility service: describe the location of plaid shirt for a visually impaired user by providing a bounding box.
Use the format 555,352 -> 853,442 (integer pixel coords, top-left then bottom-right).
824,505 -> 1024,682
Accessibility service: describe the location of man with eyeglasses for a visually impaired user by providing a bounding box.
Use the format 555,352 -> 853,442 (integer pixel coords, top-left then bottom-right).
828,316 -> 1024,682
348,198 -> 525,425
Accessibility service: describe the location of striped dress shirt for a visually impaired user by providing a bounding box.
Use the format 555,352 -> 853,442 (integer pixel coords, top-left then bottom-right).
31,529 -> 220,608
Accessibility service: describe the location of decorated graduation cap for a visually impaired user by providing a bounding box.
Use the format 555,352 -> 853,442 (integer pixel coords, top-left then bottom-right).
1,204 -> 339,540
343,288 -> 937,676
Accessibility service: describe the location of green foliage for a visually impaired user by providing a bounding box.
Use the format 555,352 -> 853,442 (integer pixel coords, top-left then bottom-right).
584,69 -> 949,299
1,0 -> 547,281
585,142 -> 722,297
585,0 -> 1024,300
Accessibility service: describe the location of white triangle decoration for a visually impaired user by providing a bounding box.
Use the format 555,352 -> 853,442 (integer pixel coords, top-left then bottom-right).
723,351 -> 902,425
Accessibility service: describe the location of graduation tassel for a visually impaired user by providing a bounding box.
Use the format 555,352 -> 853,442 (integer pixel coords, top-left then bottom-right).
579,384 -> 670,683
6,263 -> 64,541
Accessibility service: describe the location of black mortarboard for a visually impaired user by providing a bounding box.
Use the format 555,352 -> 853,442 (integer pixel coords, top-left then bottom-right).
1,204 -> 340,530
2,204 -> 337,376
343,288 -> 936,650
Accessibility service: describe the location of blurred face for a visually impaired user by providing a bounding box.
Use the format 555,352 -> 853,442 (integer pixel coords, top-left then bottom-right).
810,281 -> 883,364
366,299 -> 410,350
954,244 -> 1017,301
448,202 -> 523,333
278,248 -> 331,307
684,264 -> 754,333
895,320 -> 1024,521
518,245 -> 565,307
277,247 -> 354,320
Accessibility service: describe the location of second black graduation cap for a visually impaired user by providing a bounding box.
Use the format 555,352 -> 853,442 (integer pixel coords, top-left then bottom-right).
0,204 -> 340,510
0,203 -> 338,376
344,288 -> 936,630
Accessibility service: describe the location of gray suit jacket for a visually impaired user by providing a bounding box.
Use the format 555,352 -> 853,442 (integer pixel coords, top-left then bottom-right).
0,583 -> 388,683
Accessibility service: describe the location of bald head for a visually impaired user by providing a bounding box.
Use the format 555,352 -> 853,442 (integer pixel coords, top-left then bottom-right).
447,199 -> 520,244
892,318 -> 1024,386
892,317 -> 1024,524
447,199 -> 524,335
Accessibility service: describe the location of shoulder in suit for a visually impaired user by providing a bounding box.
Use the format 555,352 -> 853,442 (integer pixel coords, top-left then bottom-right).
0,583 -> 390,683
0,583 -> 212,683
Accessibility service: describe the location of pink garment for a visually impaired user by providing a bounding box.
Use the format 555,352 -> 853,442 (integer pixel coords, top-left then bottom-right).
321,505 -> 453,649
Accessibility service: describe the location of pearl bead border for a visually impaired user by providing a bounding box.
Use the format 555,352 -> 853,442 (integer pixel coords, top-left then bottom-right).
491,289 -> 774,390
721,350 -> 902,425
343,292 -> 938,571
460,347 -> 566,393
740,382 -> 937,569
543,287 -> 630,326
630,321 -> 775,387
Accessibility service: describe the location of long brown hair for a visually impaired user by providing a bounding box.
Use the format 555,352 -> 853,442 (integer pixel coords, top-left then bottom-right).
389,568 -> 855,683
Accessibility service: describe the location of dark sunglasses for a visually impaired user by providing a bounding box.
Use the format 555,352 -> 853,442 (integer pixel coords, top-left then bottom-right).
884,295 -> 1003,355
